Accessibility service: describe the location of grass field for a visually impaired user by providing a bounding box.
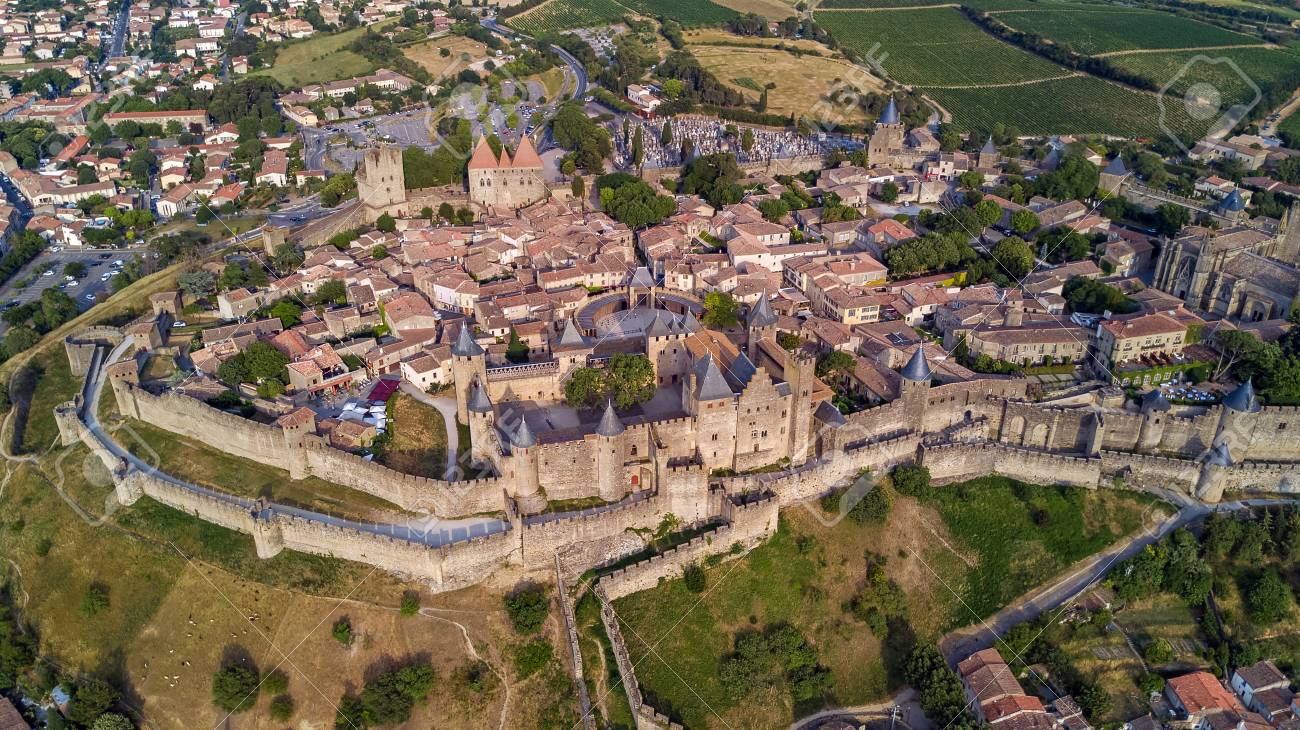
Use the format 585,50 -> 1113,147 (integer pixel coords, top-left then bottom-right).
995,8 -> 1260,56
402,35 -> 493,80
814,7 -> 1065,86
506,0 -> 630,34
377,393 -> 449,479
711,0 -> 798,20
252,21 -> 396,87
683,27 -> 839,53
619,0 -> 739,26
688,44 -> 883,123
612,478 -> 1158,729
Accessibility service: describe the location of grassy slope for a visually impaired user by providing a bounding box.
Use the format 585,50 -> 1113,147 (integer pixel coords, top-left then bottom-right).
613,478 -> 1158,729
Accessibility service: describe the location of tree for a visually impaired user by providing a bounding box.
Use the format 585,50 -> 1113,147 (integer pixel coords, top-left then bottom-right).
212,665 -> 260,713
1246,570 -> 1292,624
661,119 -> 672,147
891,464 -> 931,497
849,483 -> 891,524
702,291 -> 739,329
313,279 -> 347,306
505,328 -> 529,364
400,592 -> 420,616
683,564 -> 707,593
67,679 -> 119,726
1011,209 -> 1040,234
269,300 -> 303,328
80,584 -> 109,617
741,128 -> 755,154
571,174 -> 585,208
269,696 -> 294,721
1155,203 -> 1190,236
438,202 -> 455,221
3,326 -> 39,357
816,350 -> 855,379
1210,329 -> 1263,381
375,213 -> 396,233
178,269 -> 216,299
632,126 -> 644,170
262,670 -> 289,695
504,586 -> 549,634
990,236 -> 1035,279
351,663 -> 435,725
879,181 -> 899,203
564,368 -> 605,409
271,243 -> 304,271
372,244 -> 389,260
974,198 -> 1002,228
758,198 -> 790,223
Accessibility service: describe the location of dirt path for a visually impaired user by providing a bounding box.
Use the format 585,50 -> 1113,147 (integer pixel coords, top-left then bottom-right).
921,71 -> 1082,90
1094,42 -> 1274,58
418,606 -> 512,730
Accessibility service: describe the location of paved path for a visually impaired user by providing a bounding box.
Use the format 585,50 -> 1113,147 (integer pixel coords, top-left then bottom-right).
398,381 -> 459,477
789,688 -> 922,730
81,342 -> 505,547
939,489 -> 1300,662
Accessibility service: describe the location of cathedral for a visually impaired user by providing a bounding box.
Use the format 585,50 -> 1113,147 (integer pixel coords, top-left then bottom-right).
1153,203 -> 1300,322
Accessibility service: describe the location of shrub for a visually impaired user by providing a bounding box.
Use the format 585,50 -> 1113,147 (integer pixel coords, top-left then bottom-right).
79,585 -> 109,617
262,669 -> 288,695
513,639 -> 553,678
1143,638 -> 1174,664
891,464 -> 932,497
504,586 -> 549,635
332,618 -> 353,646
683,564 -> 707,593
269,695 -> 294,721
400,592 -> 420,617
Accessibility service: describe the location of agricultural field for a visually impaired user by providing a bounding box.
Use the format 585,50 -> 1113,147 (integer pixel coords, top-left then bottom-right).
994,7 -> 1262,56
711,0 -> 799,20
251,21 -> 395,87
620,0 -> 739,26
814,7 -> 1066,86
1108,46 -> 1300,108
402,35 -> 494,80
505,0 -> 630,34
612,478 -> 1159,729
689,44 -> 883,124
925,75 -> 1203,140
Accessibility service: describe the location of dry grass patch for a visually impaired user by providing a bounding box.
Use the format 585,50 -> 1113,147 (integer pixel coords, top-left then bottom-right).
403,35 -> 494,79
687,45 -> 883,124
711,0 -> 803,20
377,393 -> 449,479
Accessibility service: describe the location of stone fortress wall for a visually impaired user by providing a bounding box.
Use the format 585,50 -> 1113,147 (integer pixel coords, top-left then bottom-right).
78,315 -> 1300,596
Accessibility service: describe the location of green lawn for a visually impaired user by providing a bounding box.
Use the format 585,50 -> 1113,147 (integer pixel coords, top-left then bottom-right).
251,21 -> 397,87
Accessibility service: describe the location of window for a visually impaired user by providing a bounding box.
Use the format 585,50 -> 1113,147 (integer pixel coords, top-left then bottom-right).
630,445 -> 638,456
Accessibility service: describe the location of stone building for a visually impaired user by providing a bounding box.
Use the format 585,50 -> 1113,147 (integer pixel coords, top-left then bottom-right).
1154,215 -> 1300,322
356,145 -> 406,221
467,136 -> 547,211
866,98 -> 905,167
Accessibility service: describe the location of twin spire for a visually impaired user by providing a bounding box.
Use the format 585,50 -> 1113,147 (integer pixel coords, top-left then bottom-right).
466,136 -> 543,171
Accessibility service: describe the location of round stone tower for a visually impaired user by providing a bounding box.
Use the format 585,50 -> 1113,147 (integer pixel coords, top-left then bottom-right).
594,400 -> 626,502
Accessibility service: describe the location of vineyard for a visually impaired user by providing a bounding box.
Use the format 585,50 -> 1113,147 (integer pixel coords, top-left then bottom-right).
814,7 -> 1065,86
926,75 -> 1204,137
817,0 -> 1090,10
504,0 -> 628,34
994,8 -> 1261,56
619,0 -> 738,26
1108,46 -> 1300,105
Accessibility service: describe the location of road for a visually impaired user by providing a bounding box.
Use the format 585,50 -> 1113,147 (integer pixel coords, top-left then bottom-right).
100,0 -> 131,70
220,11 -> 248,82
79,340 -> 509,547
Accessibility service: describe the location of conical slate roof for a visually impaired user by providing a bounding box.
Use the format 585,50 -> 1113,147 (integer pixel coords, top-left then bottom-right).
900,347 -> 932,382
814,399 -> 846,428
730,350 -> 758,388
1221,189 -> 1246,212
682,310 -> 701,333
595,400 -> 625,437
1206,442 -> 1233,467
879,97 -> 900,125
1104,155 -> 1127,176
694,353 -> 734,401
452,323 -> 484,357
749,294 -> 778,328
980,136 -> 997,154
468,379 -> 493,413
1223,378 -> 1259,412
630,266 -> 656,289
556,318 -> 591,349
1141,389 -> 1171,413
513,416 -> 536,449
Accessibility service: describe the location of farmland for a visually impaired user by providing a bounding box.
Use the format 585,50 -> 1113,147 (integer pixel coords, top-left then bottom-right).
994,7 -> 1261,56
251,20 -> 396,87
620,0 -> 739,26
505,0 -> 629,34
1108,46 -> 1300,106
925,75 -> 1205,137
814,6 -> 1065,86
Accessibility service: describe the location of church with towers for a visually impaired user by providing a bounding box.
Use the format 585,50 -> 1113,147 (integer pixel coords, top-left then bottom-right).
467,135 -> 548,211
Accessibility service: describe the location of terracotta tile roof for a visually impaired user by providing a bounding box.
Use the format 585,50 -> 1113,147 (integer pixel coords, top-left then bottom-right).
1168,672 -> 1244,715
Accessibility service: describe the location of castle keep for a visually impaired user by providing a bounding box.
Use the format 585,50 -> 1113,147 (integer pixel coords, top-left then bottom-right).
466,135 -> 547,211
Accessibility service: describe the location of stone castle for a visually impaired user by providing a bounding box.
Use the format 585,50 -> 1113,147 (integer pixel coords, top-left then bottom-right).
60,279 -> 1300,595
466,135 -> 547,211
